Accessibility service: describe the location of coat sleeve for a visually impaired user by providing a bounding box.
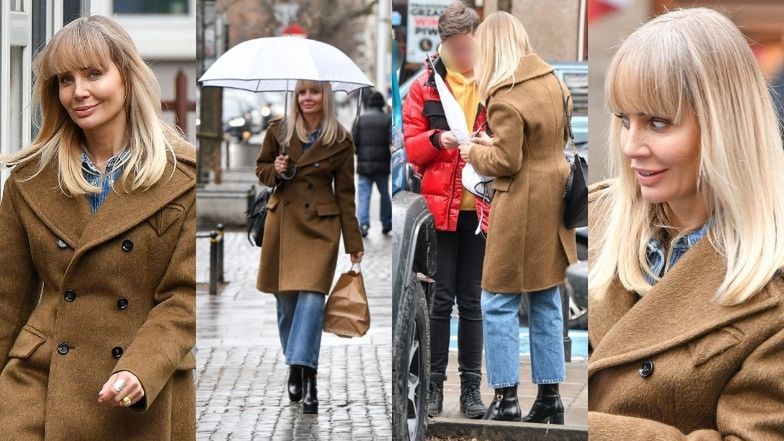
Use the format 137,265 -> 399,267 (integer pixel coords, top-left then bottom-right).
256,124 -> 283,187
468,100 -> 524,178
0,178 -> 41,370
334,146 -> 364,254
403,78 -> 442,167
588,327 -> 784,440
112,192 -> 196,412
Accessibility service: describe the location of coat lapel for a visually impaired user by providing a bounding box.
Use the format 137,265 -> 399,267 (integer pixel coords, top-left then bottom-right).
14,159 -> 91,249
588,238 -> 780,378
284,133 -> 305,163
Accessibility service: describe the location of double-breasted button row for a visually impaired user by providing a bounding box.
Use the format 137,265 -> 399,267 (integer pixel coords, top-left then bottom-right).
639,360 -> 655,378
57,342 -> 124,359
63,289 -> 129,311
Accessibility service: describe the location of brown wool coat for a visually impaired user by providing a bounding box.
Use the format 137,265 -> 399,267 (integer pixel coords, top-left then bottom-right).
588,180 -> 784,440
0,140 -> 196,440
256,120 -> 364,295
468,53 -> 577,293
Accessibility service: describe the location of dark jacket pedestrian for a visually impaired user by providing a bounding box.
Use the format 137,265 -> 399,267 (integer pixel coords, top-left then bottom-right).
353,92 -> 391,176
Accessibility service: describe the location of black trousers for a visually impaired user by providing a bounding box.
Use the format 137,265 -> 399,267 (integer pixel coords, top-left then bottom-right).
430,210 -> 486,377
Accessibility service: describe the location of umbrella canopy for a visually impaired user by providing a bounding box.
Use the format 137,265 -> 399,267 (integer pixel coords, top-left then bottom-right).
198,36 -> 373,93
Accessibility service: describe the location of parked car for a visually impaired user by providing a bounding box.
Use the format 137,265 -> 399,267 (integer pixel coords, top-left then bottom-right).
392,150 -> 436,441
222,90 -> 263,141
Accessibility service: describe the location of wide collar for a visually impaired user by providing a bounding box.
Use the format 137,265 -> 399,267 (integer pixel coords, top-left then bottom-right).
13,141 -> 195,259
487,53 -> 554,98
588,238 -> 780,378
271,123 -> 352,167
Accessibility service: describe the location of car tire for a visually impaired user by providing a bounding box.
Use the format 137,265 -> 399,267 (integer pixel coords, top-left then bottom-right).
392,272 -> 430,441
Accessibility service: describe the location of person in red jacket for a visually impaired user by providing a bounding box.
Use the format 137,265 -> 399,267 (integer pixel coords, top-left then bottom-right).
402,1 -> 490,419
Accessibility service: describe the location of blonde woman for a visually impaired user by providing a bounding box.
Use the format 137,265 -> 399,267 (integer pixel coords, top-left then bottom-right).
0,16 -> 195,440
589,8 -> 784,440
459,12 -> 577,423
256,80 -> 364,414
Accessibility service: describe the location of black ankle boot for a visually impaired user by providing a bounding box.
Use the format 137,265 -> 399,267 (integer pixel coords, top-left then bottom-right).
302,366 -> 318,414
482,385 -> 521,422
459,372 -> 486,419
521,383 -> 564,424
288,365 -> 303,402
427,373 -> 445,417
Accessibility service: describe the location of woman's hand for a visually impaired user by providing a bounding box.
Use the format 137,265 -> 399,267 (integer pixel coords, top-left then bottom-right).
350,251 -> 364,264
471,131 -> 493,146
274,154 -> 290,176
459,143 -> 473,162
98,371 -> 145,408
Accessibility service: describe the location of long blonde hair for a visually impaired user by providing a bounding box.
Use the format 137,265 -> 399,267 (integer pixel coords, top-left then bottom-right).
284,80 -> 347,147
0,15 -> 179,194
474,11 -> 533,100
590,8 -> 784,305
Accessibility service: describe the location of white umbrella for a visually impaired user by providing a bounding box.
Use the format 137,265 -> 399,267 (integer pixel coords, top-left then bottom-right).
198,36 -> 373,93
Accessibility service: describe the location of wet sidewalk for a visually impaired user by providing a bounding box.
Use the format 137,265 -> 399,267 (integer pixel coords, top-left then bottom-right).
195,219 -> 393,439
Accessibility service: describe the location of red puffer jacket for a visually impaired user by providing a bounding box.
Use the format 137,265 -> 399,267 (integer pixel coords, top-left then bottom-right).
402,56 -> 490,232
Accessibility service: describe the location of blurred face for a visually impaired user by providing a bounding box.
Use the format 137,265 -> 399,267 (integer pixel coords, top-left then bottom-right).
58,62 -> 126,132
297,82 -> 324,117
617,110 -> 701,207
441,32 -> 476,74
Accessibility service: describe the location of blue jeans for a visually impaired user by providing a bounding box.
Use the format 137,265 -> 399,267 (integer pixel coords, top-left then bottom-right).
357,174 -> 392,230
481,286 -> 565,388
275,291 -> 325,369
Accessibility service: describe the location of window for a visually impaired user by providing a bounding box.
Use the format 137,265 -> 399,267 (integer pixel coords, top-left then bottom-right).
113,0 -> 189,15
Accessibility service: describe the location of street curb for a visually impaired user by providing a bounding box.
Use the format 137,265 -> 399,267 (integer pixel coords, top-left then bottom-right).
427,417 -> 588,441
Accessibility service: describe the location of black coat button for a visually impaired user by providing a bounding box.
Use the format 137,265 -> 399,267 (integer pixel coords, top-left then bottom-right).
121,239 -> 134,252
305,202 -> 310,209
307,183 -> 314,190
57,343 -> 70,355
112,347 -> 124,358
117,298 -> 129,310
56,238 -> 68,249
639,360 -> 655,378
64,289 -> 76,302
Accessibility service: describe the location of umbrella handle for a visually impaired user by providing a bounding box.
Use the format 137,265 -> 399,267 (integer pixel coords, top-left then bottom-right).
279,163 -> 298,181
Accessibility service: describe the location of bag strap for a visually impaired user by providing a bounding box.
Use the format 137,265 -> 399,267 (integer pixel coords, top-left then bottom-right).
551,72 -> 575,151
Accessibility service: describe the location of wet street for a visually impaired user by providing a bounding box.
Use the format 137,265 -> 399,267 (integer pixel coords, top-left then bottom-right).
195,174 -> 393,440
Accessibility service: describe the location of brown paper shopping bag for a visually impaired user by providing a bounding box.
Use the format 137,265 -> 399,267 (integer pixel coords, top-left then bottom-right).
323,263 -> 370,338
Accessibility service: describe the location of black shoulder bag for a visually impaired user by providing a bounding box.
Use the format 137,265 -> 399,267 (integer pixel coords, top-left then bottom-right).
554,73 -> 588,229
246,130 -> 298,247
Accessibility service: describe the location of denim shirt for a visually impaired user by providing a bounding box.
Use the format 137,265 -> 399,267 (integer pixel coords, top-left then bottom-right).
302,128 -> 321,151
81,148 -> 130,213
644,221 -> 711,286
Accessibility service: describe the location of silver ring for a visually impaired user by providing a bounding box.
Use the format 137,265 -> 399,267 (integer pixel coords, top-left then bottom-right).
112,379 -> 126,393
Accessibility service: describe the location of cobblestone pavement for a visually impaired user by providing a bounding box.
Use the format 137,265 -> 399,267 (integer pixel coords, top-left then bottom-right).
196,192 -> 393,440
